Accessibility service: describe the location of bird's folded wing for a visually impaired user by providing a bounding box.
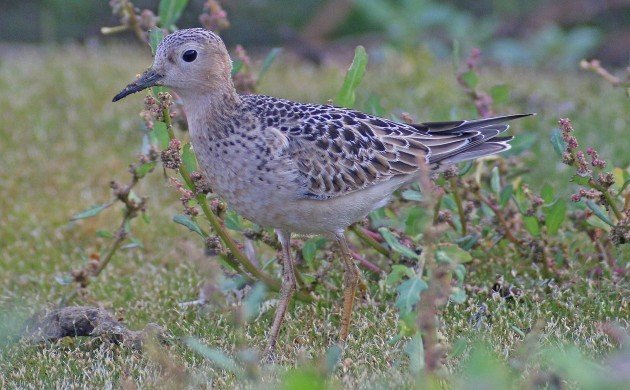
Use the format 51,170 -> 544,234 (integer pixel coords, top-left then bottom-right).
252,96 -> 526,200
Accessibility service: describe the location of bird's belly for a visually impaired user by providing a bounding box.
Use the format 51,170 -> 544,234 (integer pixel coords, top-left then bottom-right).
266,175 -> 413,234
194,142 -> 411,235
200,157 -> 388,233
194,146 -> 297,227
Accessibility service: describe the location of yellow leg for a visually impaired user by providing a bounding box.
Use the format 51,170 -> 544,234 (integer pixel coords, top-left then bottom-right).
335,232 -> 360,344
266,230 -> 296,357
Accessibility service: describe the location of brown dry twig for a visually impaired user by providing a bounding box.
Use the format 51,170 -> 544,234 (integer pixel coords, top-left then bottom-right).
579,59 -> 626,87
415,159 -> 450,373
456,48 -> 494,118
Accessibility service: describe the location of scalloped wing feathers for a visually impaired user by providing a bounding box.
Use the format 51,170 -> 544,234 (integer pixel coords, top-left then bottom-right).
246,95 -> 529,200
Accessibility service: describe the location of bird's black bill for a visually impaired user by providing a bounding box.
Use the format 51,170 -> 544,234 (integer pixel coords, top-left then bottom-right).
112,69 -> 163,102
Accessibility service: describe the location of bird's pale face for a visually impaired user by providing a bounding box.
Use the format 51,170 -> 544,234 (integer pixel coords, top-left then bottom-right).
113,32 -> 232,102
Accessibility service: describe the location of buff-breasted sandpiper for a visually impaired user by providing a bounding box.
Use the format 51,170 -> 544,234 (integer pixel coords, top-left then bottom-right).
113,28 -> 532,354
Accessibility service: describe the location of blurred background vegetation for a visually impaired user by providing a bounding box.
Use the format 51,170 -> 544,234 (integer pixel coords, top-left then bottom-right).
1,0 -> 628,68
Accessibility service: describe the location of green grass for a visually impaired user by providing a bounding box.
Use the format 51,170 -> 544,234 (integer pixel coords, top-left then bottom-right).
0,44 -> 628,388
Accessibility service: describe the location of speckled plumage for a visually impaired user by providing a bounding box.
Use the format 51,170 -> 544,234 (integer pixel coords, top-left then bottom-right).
184,92 -> 526,234
113,28 -> 532,354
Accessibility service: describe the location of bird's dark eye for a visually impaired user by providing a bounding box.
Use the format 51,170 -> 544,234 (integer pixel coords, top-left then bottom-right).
182,50 -> 197,62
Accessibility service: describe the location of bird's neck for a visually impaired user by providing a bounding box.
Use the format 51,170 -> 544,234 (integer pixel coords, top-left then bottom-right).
179,85 -> 241,139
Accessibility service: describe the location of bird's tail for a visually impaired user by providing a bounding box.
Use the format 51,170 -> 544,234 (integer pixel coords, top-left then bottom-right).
414,113 -> 534,169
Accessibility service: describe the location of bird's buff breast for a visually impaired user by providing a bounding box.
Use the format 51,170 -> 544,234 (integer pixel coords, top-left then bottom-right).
188,125 -> 301,229
189,135 -> 394,234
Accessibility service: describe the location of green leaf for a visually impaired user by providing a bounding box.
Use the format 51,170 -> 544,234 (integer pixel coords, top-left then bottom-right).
364,94 -> 385,116
571,175 -> 591,186
158,0 -> 189,30
96,230 -> 113,239
451,338 -> 468,358
435,244 -> 472,264
386,265 -> 415,286
182,143 -> 197,173
152,122 -> 170,150
172,214 -> 206,237
550,128 -> 566,157
231,59 -> 243,76
489,84 -> 510,105
460,70 -> 478,89
378,227 -> 418,259
336,46 -> 368,108
71,203 -> 108,221
401,189 -> 423,201
395,276 -> 428,315
499,184 -> 513,207
503,132 -> 537,157
491,166 -> 501,195
404,332 -> 425,373
450,287 -> 467,304
456,234 -> 480,251
301,236 -> 327,267
258,47 -> 282,82
243,282 -> 266,322
442,195 -> 457,211
458,161 -> 473,176
612,167 -> 625,192
325,345 -> 343,375
543,199 -> 566,236
282,367 -> 325,390
451,39 -> 461,73
511,325 -> 526,338
541,184 -> 554,203
55,274 -> 74,285
184,337 -> 242,376
128,190 -> 142,207
405,207 -> 428,237
148,28 -> 164,55
586,215 -> 612,231
136,161 -> 156,179
152,85 -> 168,97
453,264 -> 466,282
369,207 -> 389,228
523,215 -> 540,236
224,210 -> 244,231
585,200 -> 614,227
121,238 -> 143,250
462,346 -> 512,389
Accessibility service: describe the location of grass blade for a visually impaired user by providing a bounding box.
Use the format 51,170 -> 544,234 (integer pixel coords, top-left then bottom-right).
258,47 -> 282,83
184,337 -> 243,376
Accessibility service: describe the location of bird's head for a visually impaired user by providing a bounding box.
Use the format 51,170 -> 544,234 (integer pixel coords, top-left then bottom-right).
113,28 -> 233,102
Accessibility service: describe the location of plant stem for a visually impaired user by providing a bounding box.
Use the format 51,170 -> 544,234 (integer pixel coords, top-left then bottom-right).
122,0 -> 146,42
432,193 -> 443,225
350,225 -> 389,257
477,192 -> 523,246
350,250 -> 384,274
590,180 -> 622,221
93,224 -> 127,278
450,178 -> 467,235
